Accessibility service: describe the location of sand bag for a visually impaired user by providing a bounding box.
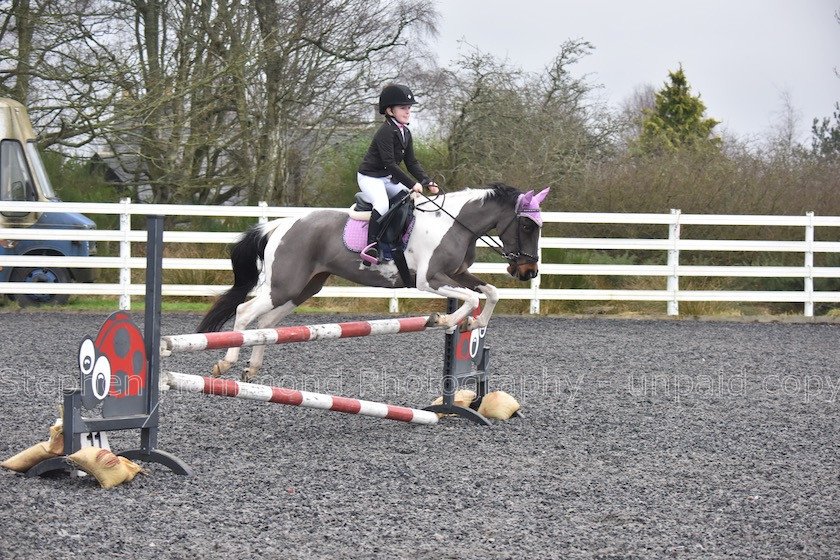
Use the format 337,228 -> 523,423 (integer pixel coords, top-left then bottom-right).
1,420 -> 64,473
430,389 -> 477,409
67,447 -> 147,489
1,442 -> 58,473
477,391 -> 521,420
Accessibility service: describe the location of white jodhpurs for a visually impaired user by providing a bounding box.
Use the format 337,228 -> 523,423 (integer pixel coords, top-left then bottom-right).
357,173 -> 408,215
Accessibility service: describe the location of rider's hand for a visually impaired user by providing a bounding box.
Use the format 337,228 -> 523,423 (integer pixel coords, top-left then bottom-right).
427,182 -> 439,194
412,183 -> 423,193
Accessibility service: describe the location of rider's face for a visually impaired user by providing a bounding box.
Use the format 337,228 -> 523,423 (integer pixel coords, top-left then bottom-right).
388,105 -> 412,125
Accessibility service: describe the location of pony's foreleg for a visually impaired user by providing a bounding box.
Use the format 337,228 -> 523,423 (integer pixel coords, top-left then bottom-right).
417,274 -> 482,332
419,269 -> 500,332
442,271 -> 500,332
427,289 -> 479,333
460,284 -> 499,331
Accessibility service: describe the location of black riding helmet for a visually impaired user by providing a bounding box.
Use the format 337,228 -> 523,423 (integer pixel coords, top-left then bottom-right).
378,84 -> 417,114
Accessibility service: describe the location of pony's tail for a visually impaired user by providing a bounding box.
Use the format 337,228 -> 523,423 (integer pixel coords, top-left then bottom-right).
197,225 -> 269,332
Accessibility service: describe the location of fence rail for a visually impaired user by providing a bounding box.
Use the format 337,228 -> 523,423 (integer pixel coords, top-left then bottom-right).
1,200 -> 838,316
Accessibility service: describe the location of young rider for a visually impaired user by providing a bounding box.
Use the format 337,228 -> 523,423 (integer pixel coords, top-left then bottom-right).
357,84 -> 438,265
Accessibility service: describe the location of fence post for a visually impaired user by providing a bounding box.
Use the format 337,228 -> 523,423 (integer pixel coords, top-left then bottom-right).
804,211 -> 814,317
256,202 -> 269,290
667,209 -> 681,316
258,201 -> 269,225
530,234 -> 542,314
118,198 -> 132,311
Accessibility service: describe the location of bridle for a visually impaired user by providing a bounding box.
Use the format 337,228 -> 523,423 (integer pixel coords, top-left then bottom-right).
415,189 -> 541,266
495,213 -> 540,264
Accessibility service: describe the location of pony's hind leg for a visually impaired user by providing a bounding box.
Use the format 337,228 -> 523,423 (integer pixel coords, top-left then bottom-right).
241,301 -> 296,382
212,291 -> 276,378
239,272 -> 330,381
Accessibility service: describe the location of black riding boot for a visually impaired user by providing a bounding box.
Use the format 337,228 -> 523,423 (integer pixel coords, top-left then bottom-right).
361,210 -> 383,266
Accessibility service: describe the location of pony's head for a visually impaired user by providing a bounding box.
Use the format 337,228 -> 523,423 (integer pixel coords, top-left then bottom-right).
492,186 -> 550,281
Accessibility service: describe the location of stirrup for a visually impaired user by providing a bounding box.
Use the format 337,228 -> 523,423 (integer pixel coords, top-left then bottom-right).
361,243 -> 380,265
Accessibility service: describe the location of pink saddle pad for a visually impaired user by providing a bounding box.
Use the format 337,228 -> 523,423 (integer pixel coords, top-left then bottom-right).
343,218 -> 370,252
343,217 -> 414,258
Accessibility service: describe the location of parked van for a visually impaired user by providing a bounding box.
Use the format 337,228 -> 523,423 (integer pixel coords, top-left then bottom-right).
0,97 -> 97,306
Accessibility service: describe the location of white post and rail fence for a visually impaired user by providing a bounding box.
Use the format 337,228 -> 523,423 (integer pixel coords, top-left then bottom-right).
1,200 -> 839,317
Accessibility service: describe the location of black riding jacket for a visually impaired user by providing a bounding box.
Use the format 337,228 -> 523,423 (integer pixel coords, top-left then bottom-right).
358,117 -> 431,188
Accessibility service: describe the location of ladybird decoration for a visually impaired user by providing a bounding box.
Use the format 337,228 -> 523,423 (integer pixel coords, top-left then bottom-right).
453,305 -> 486,370
78,312 -> 148,417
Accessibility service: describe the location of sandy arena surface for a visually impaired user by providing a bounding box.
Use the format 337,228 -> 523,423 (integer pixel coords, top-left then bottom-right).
1,310 -> 839,559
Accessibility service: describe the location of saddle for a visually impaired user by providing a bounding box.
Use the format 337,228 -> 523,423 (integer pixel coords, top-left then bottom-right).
344,191 -> 416,286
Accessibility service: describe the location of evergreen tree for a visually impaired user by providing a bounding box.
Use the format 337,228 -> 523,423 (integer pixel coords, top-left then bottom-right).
811,102 -> 840,160
635,66 -> 720,154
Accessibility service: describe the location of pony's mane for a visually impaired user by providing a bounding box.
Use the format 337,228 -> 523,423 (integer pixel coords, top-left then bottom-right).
447,182 -> 522,205
482,182 -> 523,205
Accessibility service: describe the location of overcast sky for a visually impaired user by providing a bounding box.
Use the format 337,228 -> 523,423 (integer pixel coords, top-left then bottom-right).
432,0 -> 839,142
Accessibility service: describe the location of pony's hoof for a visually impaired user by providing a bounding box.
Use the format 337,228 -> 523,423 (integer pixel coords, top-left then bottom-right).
459,317 -> 477,333
241,369 -> 258,383
212,361 -> 229,378
425,313 -> 441,328
427,312 -> 457,334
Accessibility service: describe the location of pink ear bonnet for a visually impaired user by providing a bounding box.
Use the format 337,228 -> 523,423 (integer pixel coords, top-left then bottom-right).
515,187 -> 550,226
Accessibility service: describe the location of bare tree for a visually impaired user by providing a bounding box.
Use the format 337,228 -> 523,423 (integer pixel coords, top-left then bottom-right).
1,0 -> 437,205
0,0 -> 131,149
440,39 -> 614,191
248,0 -> 435,205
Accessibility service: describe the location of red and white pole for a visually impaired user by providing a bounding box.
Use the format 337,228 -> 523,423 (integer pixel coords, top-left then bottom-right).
161,316 -> 434,354
161,370 -> 439,425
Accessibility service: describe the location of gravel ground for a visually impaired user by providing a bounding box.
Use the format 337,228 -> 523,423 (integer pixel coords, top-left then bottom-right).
0,309 -> 839,559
